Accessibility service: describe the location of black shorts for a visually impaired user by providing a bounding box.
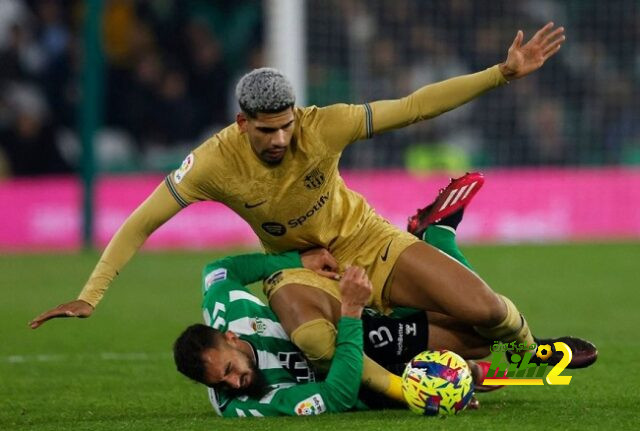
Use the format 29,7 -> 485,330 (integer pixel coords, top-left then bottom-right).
361,308 -> 429,374
358,309 -> 429,410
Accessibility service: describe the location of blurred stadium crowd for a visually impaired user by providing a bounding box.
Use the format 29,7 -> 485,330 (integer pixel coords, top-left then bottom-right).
0,0 -> 262,176
308,0 -> 640,168
0,0 -> 638,177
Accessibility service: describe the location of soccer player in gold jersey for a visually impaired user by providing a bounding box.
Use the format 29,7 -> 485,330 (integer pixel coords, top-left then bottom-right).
32,23 -> 594,402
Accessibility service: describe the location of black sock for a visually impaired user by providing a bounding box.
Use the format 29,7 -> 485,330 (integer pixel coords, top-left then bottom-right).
436,209 -> 464,230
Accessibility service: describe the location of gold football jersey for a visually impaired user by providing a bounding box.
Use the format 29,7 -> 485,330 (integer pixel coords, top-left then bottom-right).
165,103 -> 376,258
77,65 -> 506,307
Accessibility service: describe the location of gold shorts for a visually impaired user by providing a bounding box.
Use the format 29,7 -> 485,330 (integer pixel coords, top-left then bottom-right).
263,214 -> 419,314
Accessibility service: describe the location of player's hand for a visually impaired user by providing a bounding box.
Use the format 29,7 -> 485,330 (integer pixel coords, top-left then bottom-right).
499,22 -> 565,81
339,266 -> 372,318
300,248 -> 340,280
29,300 -> 94,329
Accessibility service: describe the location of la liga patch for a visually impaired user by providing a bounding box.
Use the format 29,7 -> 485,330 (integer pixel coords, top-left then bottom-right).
174,153 -> 194,184
294,394 -> 326,416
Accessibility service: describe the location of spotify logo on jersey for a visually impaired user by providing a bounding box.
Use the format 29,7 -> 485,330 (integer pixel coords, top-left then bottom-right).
262,222 -> 287,236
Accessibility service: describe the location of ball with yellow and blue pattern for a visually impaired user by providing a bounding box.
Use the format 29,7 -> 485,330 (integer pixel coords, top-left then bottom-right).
401,350 -> 475,416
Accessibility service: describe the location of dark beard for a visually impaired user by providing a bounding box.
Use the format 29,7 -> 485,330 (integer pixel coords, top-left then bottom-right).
222,362 -> 269,399
260,151 -> 284,166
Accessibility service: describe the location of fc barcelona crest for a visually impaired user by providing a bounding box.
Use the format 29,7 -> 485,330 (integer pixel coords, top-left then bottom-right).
303,168 -> 325,190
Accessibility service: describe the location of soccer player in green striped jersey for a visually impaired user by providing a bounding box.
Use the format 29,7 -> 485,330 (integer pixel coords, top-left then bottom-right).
175,260 -> 371,417
200,251 -> 322,415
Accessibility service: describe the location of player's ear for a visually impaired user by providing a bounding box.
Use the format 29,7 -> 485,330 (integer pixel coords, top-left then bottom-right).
236,113 -> 248,131
224,331 -> 239,344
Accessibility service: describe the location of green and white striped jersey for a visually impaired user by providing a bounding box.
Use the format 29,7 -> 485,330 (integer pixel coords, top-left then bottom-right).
201,252 -> 365,417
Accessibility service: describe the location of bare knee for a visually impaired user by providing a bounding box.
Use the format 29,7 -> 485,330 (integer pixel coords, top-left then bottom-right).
472,291 -> 506,327
443,279 -> 506,327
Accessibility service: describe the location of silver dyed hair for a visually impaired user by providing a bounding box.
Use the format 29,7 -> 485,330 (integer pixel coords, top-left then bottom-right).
235,68 -> 295,117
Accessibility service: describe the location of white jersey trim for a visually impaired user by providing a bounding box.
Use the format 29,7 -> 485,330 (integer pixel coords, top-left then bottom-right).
229,290 -> 266,306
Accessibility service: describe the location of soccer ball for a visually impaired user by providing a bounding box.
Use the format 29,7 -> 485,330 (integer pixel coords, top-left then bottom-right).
401,350 -> 475,416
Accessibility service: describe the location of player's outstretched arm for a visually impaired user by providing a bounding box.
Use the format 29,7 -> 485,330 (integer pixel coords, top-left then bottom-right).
29,183 -> 183,329
361,22 -> 565,136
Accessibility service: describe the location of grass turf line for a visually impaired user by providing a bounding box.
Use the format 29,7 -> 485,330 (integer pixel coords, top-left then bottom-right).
1,242 -> 638,430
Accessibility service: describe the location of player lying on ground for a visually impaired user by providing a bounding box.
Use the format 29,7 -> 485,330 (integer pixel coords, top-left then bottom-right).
31,22 -> 594,402
175,265 -> 371,417
173,229 -> 489,417
178,264 -> 371,417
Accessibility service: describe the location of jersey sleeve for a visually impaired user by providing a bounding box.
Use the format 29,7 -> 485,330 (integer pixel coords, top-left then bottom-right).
77,183 -> 183,307
313,66 -> 505,154
220,317 -> 364,417
368,65 -> 507,135
311,103 -> 372,154
201,252 -> 302,295
164,139 -> 223,207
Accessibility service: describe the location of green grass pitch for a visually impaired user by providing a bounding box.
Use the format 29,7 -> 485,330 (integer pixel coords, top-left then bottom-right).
2,242 -> 638,430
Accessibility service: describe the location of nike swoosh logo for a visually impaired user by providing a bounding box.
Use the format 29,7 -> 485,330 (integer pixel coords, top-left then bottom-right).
381,240 -> 393,262
244,200 -> 267,209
